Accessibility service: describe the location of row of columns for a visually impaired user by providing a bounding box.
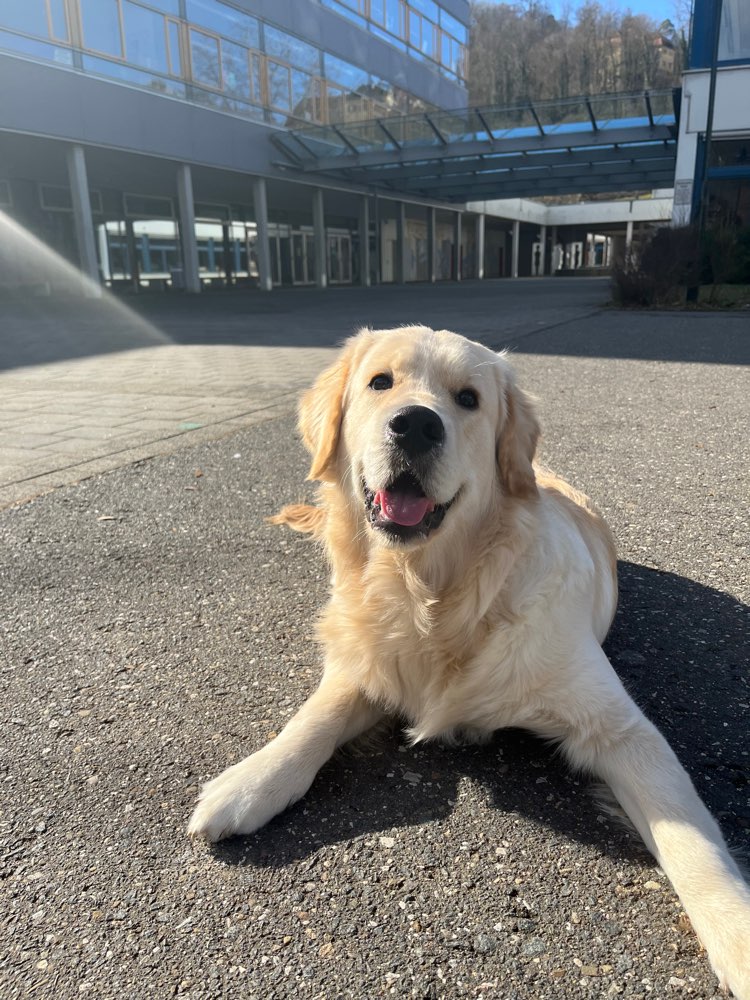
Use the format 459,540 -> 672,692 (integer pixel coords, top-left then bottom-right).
67,142 -> 604,294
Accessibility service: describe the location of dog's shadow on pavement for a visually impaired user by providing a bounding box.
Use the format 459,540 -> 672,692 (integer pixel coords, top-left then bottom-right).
212,561 -> 749,869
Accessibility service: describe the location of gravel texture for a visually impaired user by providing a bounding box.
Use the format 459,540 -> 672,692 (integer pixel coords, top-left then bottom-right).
1,306 -> 748,999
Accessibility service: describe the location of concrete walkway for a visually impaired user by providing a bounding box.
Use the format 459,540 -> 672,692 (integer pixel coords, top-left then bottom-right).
0,278 -> 608,508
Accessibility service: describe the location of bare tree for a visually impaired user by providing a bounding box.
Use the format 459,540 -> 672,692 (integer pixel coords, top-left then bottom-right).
469,0 -> 686,107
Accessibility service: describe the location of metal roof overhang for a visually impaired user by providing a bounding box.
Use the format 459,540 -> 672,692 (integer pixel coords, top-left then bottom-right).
272,89 -> 680,203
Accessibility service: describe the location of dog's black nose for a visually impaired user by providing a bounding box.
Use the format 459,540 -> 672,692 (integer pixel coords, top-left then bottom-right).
387,405 -> 444,455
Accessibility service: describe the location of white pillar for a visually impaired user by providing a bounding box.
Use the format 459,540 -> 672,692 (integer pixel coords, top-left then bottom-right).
550,225 -> 558,272
625,220 -> 634,256
475,214 -> 485,280
252,177 -> 272,292
428,206 -> 437,283
312,188 -> 327,289
66,144 -> 101,297
454,211 -> 462,281
97,223 -> 111,283
176,163 -> 200,293
538,224 -> 547,275
511,219 -> 520,278
396,202 -> 407,283
358,196 -> 370,287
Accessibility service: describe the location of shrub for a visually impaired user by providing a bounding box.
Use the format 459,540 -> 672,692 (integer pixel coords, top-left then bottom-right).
611,226 -> 700,307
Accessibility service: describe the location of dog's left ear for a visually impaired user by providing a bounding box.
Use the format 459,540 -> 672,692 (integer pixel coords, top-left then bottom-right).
496,368 -> 540,499
298,354 -> 350,482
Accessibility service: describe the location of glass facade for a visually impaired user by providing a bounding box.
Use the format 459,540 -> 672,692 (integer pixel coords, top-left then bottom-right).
0,0 -> 467,125
321,0 -> 467,80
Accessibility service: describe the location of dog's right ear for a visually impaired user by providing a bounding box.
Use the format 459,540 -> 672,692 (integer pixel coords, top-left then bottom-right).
298,356 -> 349,482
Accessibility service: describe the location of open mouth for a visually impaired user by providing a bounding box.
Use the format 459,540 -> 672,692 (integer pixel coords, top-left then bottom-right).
363,471 -> 455,542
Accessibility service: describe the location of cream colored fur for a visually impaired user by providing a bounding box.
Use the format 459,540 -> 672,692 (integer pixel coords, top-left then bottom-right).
189,326 -> 750,999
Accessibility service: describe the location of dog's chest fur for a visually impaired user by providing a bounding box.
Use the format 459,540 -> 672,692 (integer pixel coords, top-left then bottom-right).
318,540 -> 533,735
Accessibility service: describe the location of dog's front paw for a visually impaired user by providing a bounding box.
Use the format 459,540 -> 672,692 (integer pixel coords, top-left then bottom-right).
702,908 -> 750,1000
712,943 -> 750,1000
187,748 -> 306,842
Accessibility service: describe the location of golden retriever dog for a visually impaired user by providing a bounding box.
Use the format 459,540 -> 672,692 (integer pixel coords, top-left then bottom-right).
189,326 -> 750,998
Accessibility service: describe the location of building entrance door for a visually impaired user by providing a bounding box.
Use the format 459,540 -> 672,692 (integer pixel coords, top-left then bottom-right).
291,230 -> 315,285
327,232 -> 352,284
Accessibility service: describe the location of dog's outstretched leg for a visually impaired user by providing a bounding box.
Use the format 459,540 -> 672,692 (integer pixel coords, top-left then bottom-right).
559,641 -> 750,1000
188,672 -> 381,842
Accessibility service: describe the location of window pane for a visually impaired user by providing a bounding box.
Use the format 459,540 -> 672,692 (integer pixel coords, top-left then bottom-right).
409,0 -> 437,20
0,28 -> 73,62
370,0 -> 385,25
185,0 -> 258,47
221,39 -> 250,97
167,20 -> 182,74
439,10 -> 467,44
80,0 -> 123,57
323,53 -> 368,90
190,27 -> 220,87
291,68 -> 316,120
385,0 -> 401,36
48,0 -> 69,40
268,60 -> 290,110
719,0 -> 750,60
250,52 -> 262,101
123,2 -> 168,73
264,25 -> 319,73
82,52 -> 185,94
0,0 -> 48,37
408,11 -> 420,48
321,0 -> 366,28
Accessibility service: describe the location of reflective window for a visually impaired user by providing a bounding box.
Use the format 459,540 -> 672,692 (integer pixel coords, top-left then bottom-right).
83,52 -> 186,94
0,0 -> 50,38
291,68 -> 316,119
324,53 -> 368,91
123,2 -> 169,73
190,27 -> 221,87
80,0 -> 123,57
167,19 -> 182,75
185,0 -> 258,47
264,26 -> 319,74
0,28 -> 73,63
268,60 -> 291,110
384,0 -> 402,35
720,0 -> 750,60
321,0 -> 366,28
221,38 -> 250,97
409,0 -> 438,21
439,9 -> 467,45
250,52 -> 262,102
408,9 -> 435,58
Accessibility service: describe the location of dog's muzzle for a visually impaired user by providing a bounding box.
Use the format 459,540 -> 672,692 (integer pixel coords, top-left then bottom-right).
363,471 -> 456,543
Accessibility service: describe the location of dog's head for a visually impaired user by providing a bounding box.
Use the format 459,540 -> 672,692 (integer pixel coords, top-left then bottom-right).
299,326 -> 539,547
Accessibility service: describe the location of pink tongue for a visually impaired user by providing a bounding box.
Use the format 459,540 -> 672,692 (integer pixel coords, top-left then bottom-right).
374,489 -> 435,527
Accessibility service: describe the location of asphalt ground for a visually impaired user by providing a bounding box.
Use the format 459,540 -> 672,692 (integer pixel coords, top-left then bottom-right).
1,282 -> 748,999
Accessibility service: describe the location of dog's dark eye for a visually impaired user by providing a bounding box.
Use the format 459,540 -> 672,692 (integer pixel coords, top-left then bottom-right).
369,373 -> 393,391
456,388 -> 478,409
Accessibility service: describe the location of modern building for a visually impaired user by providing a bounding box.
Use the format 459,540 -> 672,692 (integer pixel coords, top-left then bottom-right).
4,0 -> 741,296
672,0 -> 750,228
0,0 -> 475,294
